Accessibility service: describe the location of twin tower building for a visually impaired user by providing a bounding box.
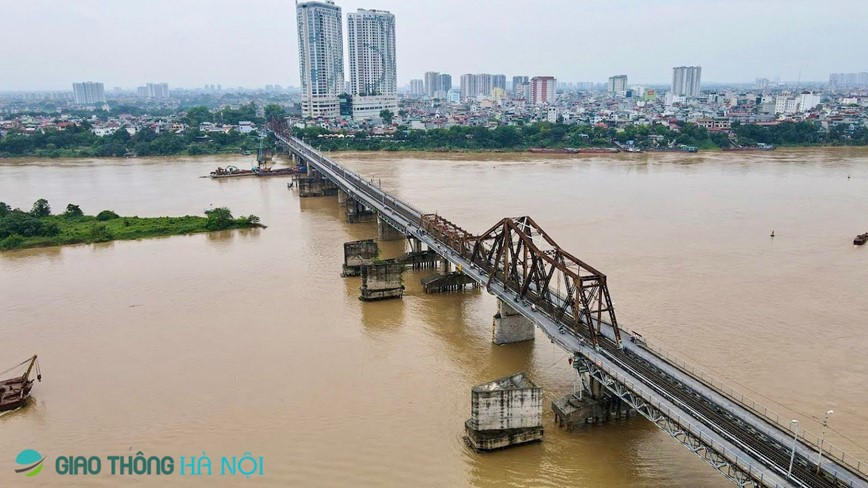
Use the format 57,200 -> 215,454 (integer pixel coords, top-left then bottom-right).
297,1 -> 397,120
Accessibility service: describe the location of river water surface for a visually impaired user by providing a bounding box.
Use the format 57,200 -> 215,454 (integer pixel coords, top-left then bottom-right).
2,148 -> 868,487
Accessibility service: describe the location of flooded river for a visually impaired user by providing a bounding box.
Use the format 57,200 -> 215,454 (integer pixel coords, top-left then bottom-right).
2,148 -> 867,486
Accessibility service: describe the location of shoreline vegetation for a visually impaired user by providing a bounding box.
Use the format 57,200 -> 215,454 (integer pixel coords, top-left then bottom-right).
2,118 -> 867,160
0,199 -> 263,251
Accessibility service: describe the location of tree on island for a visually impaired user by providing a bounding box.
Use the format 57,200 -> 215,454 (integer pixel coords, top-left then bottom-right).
63,204 -> 83,219
30,199 -> 51,217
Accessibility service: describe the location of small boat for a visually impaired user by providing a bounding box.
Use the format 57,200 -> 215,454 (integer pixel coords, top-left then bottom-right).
0,355 -> 42,412
209,165 -> 256,179
855,233 -> 868,246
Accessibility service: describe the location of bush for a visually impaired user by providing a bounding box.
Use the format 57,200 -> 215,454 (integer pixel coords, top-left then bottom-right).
63,203 -> 84,219
0,234 -> 25,250
96,210 -> 119,221
89,224 -> 113,242
205,207 -> 234,230
30,198 -> 51,217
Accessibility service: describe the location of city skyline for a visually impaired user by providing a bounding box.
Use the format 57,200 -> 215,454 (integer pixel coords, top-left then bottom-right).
2,0 -> 868,90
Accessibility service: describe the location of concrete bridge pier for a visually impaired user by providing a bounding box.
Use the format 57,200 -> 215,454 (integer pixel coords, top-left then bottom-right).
551,356 -> 633,430
346,197 -> 376,223
337,189 -> 349,206
439,257 -> 452,274
359,260 -> 404,301
377,215 -> 404,241
492,299 -> 535,345
409,237 -> 423,253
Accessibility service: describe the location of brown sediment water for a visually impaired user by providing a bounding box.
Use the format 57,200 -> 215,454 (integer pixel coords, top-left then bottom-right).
1,148 -> 867,486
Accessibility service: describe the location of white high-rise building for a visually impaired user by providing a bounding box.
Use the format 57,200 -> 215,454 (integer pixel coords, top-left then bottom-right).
72,82 -> 106,104
297,1 -> 345,118
347,8 -> 397,120
608,75 -> 628,94
492,74 -> 506,91
409,79 -> 424,96
424,71 -> 440,96
671,66 -> 702,97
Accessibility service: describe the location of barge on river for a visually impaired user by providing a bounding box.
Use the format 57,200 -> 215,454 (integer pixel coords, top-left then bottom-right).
855,233 -> 868,246
0,355 -> 42,412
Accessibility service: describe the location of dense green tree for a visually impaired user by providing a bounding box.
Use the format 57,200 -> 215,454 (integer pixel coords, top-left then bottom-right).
380,109 -> 394,125
63,204 -> 84,218
30,199 -> 51,217
205,207 -> 234,230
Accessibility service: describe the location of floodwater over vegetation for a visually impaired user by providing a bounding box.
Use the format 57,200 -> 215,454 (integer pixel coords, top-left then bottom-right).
2,148 -> 867,486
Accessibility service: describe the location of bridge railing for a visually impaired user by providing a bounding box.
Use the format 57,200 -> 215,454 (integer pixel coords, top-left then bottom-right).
638,338 -> 868,478
587,355 -> 783,487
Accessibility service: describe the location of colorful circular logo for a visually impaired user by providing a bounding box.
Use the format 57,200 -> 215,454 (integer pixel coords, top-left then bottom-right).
15,449 -> 45,477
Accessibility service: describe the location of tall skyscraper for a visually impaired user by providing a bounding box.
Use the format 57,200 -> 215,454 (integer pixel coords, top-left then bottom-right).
608,75 -> 628,94
671,66 -> 702,97
460,73 -> 477,100
347,8 -> 397,119
755,78 -> 769,90
439,74 -> 452,93
492,74 -> 507,91
530,76 -> 556,105
72,82 -> 106,104
297,1 -> 344,118
476,74 -> 492,97
424,71 -> 440,96
512,76 -> 528,97
410,79 -> 424,96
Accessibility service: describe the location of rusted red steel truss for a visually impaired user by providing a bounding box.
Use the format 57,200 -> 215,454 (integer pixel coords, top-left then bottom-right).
421,214 -> 622,348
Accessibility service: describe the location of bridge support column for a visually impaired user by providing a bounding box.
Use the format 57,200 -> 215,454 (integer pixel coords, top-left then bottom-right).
377,215 -> 403,241
337,189 -> 348,206
360,260 -> 404,301
342,239 -> 379,277
464,372 -> 543,451
409,237 -> 423,253
346,197 -> 376,223
492,300 -> 535,345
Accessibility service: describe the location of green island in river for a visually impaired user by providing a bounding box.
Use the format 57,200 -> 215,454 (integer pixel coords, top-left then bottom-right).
0,199 -> 263,251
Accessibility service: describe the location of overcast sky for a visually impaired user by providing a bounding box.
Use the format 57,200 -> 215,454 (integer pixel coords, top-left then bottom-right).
2,0 -> 866,91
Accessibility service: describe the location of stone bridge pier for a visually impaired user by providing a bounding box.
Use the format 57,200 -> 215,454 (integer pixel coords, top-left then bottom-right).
492,299 -> 535,345
377,215 -> 404,240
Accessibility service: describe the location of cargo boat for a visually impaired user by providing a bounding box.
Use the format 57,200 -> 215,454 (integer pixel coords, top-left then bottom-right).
855,233 -> 868,246
722,144 -> 775,152
0,355 -> 42,412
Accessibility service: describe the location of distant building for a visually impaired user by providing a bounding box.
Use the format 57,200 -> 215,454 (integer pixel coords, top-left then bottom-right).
492,74 -> 507,91
530,76 -> 556,105
138,82 -> 169,99
439,73 -> 452,93
347,8 -> 397,119
476,74 -> 492,97
424,71 -> 440,96
297,1 -> 344,117
409,79 -> 424,96
446,88 -> 461,103
608,75 -> 628,94
511,76 -> 528,96
460,73 -> 476,100
829,72 -> 868,89
755,78 -> 769,90
671,66 -> 702,97
72,82 -> 105,104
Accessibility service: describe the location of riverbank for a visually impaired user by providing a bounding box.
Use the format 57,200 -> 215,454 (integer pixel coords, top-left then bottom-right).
0,203 -> 263,251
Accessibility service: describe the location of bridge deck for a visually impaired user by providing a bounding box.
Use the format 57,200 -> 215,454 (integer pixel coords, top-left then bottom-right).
274,130 -> 868,488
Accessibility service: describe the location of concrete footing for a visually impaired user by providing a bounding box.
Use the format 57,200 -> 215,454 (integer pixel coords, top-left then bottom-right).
464,372 -> 543,451
346,198 -> 376,223
342,239 -> 379,277
552,392 -> 632,431
295,174 -> 338,197
377,216 -> 404,240
359,259 -> 404,301
397,250 -> 440,269
492,300 -> 535,345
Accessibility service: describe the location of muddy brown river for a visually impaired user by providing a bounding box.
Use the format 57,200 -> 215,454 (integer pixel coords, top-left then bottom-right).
2,148 -> 867,486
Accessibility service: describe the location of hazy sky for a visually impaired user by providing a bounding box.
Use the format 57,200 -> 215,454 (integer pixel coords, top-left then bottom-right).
2,0 -> 866,90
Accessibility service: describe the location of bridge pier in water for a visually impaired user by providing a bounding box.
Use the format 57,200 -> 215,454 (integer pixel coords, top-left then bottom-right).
464,372 -> 544,451
341,239 -> 379,277
377,215 -> 404,240
552,357 -> 632,431
295,168 -> 338,197
492,300 -> 535,345
346,197 -> 376,223
359,260 -> 404,301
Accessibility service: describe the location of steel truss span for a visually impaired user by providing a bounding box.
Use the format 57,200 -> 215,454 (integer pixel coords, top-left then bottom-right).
269,122 -> 868,488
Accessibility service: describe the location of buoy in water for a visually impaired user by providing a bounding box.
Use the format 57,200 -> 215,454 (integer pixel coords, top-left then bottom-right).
770,230 -> 775,238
